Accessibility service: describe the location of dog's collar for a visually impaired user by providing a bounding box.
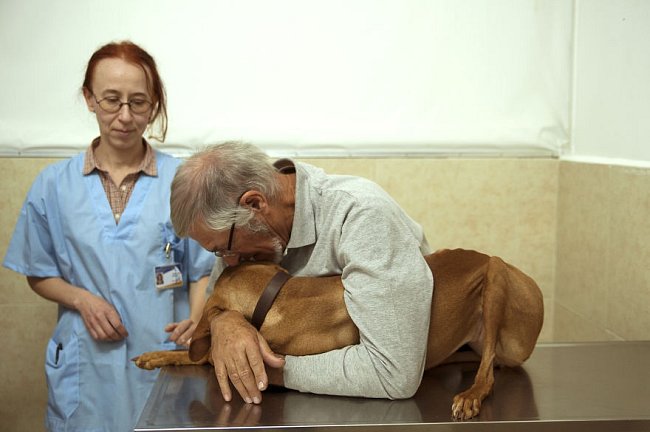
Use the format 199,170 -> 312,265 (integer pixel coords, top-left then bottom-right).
251,271 -> 291,330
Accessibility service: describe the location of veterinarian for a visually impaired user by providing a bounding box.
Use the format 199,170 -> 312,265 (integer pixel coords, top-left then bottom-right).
3,41 -> 215,432
170,141 -> 434,405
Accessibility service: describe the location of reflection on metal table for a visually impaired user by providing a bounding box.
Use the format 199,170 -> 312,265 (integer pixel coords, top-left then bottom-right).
135,341 -> 650,431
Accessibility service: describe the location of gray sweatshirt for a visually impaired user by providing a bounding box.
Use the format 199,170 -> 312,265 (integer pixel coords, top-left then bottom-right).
280,161 -> 433,399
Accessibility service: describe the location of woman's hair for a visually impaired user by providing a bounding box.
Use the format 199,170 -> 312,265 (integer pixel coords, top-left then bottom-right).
171,141 -> 281,237
82,40 -> 168,142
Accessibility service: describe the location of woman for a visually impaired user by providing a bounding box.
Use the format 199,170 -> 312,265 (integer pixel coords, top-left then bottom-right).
3,41 -> 215,432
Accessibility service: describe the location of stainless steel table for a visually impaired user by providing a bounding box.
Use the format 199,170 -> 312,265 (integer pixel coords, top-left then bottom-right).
135,342 -> 650,431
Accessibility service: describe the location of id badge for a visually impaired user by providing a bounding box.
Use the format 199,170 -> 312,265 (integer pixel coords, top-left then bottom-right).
155,242 -> 184,290
155,263 -> 184,290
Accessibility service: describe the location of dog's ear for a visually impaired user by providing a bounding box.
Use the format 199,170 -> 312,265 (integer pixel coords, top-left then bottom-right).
189,311 -> 212,361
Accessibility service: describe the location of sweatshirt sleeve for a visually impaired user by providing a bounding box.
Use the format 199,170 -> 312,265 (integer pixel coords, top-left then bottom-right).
282,199 -> 433,399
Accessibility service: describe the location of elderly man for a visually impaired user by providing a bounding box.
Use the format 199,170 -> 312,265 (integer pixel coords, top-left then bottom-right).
170,141 -> 433,404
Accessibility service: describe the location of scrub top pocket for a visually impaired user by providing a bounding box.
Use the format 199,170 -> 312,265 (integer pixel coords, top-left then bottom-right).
160,222 -> 185,265
45,334 -> 80,419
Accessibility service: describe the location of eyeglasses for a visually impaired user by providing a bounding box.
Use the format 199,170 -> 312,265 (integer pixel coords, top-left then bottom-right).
93,95 -> 153,114
213,222 -> 237,258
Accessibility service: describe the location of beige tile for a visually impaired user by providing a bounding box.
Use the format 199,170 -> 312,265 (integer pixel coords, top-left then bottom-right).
0,303 -> 56,432
0,158 -> 57,240
556,161 -> 650,342
606,166 -> 650,340
0,158 -> 60,305
553,301 -> 623,342
0,158 -> 62,431
375,158 -> 558,299
0,267 -> 51,306
375,158 -> 439,233
555,162 -> 610,325
537,298 -> 554,343
507,159 -> 559,299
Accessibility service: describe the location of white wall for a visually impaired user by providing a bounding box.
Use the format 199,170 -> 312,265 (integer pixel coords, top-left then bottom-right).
0,0 -> 572,158
570,0 -> 650,165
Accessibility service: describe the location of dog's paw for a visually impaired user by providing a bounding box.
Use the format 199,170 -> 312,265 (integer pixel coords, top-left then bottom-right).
132,351 -> 165,370
133,350 -> 195,369
451,392 -> 482,420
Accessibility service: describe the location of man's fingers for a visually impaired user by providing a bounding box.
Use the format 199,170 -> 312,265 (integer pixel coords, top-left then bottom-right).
247,342 -> 269,394
259,336 -> 285,369
232,349 -> 262,404
208,311 -> 266,404
214,361 -> 233,402
229,366 -> 253,404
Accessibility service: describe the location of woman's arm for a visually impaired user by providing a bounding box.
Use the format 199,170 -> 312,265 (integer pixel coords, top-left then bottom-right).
27,276 -> 128,341
189,276 -> 210,324
165,276 -> 210,345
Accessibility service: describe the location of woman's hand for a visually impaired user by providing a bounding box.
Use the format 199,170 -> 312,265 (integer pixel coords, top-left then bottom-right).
165,319 -> 197,346
27,276 -> 129,342
75,290 -> 129,341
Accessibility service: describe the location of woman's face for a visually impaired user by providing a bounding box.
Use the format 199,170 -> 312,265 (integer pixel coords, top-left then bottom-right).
83,57 -> 153,152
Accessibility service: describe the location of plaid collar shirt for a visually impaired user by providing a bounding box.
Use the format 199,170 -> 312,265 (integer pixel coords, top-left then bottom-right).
83,137 -> 157,224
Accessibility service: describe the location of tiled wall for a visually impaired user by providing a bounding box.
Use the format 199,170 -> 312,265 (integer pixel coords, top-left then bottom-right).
555,161 -> 650,341
0,158 -> 59,432
1,156 -> 648,431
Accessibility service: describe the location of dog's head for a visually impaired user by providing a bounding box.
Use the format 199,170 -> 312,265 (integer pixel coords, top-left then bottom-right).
189,261 -> 288,362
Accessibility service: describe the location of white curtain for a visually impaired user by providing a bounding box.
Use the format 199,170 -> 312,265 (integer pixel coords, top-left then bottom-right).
0,0 -> 573,158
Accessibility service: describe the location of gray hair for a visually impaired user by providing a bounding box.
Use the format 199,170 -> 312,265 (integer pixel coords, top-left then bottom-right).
170,141 -> 281,237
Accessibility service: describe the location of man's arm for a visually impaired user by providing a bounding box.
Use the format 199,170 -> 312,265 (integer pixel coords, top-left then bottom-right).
283,202 -> 433,399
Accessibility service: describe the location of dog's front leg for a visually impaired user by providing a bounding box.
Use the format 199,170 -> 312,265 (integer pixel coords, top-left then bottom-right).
451,350 -> 495,420
133,350 -> 205,369
451,257 -> 508,420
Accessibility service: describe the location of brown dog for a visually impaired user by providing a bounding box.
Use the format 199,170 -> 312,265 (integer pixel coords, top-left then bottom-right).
134,248 -> 544,420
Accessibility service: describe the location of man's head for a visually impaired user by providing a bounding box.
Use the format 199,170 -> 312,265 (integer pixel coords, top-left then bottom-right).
171,141 -> 285,265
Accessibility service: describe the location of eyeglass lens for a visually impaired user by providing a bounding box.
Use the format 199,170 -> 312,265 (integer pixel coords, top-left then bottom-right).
96,96 -> 152,114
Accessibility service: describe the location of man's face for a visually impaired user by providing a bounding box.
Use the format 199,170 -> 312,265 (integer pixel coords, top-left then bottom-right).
190,219 -> 284,266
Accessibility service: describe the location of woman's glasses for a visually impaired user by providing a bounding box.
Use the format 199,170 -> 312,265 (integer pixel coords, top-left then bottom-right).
93,95 -> 152,114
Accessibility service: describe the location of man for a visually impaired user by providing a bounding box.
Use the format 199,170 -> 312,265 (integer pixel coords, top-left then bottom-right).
170,141 -> 433,404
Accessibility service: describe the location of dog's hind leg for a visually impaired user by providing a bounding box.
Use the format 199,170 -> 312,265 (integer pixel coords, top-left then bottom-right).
451,256 -> 508,420
437,349 -> 482,365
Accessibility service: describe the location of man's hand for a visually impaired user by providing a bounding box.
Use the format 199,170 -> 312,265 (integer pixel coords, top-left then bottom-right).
209,310 -> 285,404
165,319 -> 196,346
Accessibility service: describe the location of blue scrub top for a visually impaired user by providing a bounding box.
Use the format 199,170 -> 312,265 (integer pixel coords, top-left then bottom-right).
3,149 -> 214,432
